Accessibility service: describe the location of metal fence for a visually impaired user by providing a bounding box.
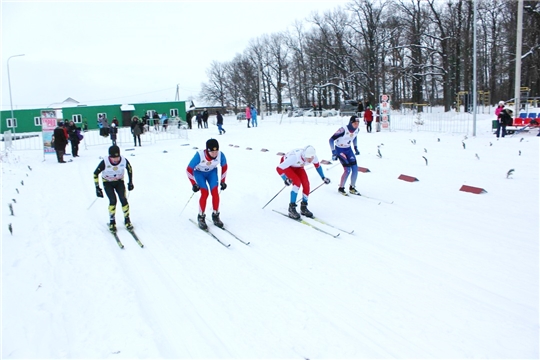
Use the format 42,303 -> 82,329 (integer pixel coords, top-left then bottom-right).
1,121 -> 189,152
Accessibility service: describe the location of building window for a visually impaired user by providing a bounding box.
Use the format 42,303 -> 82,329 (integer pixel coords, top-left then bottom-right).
170,109 -> 178,117
34,117 -> 42,126
72,114 -> 82,123
7,118 -> 17,128
97,113 -> 107,121
146,110 -> 156,118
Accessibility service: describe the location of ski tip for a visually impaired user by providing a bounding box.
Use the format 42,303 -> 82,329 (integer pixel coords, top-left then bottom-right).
334,233 -> 341,238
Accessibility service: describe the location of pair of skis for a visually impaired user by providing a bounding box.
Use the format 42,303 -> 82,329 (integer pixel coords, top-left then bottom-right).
189,219 -> 250,248
272,210 -> 354,238
109,226 -> 144,249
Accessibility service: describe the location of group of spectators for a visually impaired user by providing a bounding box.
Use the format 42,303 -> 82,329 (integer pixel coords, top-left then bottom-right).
52,120 -> 83,163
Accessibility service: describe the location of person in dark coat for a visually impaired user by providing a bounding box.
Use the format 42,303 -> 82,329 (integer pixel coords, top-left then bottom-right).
110,123 -> 118,146
67,121 -> 80,157
196,112 -> 203,129
131,116 -> 143,146
357,101 -> 364,117
53,122 -> 68,163
216,111 -> 226,135
496,106 -> 513,138
202,109 -> 209,128
186,110 -> 193,129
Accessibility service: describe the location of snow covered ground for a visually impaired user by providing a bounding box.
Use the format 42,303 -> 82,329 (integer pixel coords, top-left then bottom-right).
2,112 -> 539,358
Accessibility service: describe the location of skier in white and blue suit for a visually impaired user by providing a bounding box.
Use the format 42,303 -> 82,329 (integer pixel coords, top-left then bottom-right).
329,115 -> 361,196
186,138 -> 228,230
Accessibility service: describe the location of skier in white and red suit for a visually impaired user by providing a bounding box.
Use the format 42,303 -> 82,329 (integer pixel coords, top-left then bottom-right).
276,145 -> 331,219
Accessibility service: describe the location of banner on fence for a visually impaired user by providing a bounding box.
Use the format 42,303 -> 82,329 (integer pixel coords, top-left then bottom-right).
41,110 -> 57,154
380,94 -> 391,130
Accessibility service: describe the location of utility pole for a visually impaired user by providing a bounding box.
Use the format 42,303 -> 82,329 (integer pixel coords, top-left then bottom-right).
259,64 -> 264,120
7,54 -> 25,134
514,0 -> 524,116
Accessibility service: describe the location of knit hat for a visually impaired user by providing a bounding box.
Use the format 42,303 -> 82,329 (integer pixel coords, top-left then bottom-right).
349,115 -> 360,124
206,138 -> 219,151
109,145 -> 120,157
303,145 -> 316,159
504,106 -> 513,114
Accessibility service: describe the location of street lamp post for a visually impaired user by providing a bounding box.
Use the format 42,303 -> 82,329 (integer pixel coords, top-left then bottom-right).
7,54 -> 25,133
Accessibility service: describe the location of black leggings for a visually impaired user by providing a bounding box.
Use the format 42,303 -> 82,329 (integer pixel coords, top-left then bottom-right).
104,181 -> 128,207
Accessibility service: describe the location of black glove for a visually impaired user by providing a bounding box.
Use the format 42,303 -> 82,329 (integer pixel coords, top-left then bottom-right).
192,183 -> 200,192
220,182 -> 227,191
96,187 -> 104,198
332,149 -> 338,161
354,146 -> 360,155
323,177 -> 331,184
128,183 -> 134,191
284,178 -> 292,186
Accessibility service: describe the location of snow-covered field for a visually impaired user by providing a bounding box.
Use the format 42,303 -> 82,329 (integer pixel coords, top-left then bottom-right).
2,112 -> 538,358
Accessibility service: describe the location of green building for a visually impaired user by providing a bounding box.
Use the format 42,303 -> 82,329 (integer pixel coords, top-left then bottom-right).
0,100 -> 187,133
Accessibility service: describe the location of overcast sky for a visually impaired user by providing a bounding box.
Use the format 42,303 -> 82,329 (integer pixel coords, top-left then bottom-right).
1,0 -> 349,110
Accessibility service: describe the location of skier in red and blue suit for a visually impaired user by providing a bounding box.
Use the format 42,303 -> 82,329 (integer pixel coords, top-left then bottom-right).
186,138 -> 228,230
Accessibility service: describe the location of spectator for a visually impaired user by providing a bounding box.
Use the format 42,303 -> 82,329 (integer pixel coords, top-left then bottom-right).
196,112 -> 203,129
53,121 -> 68,163
151,112 -> 159,131
357,101 -> 364,116
246,105 -> 252,128
161,113 -> 168,131
99,114 -> 110,137
375,106 -> 381,132
216,110 -> 226,135
131,116 -> 143,146
496,106 -> 513,138
202,108 -> 209,128
186,110 -> 193,129
250,105 -> 258,127
83,118 -> 88,132
364,106 -> 374,133
67,120 -> 80,157
110,123 -> 118,146
111,117 -> 119,127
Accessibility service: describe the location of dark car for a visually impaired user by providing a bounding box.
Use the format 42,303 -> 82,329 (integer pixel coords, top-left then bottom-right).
340,100 -> 359,116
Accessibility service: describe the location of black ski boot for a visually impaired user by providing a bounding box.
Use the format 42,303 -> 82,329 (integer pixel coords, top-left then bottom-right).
349,186 -> 360,195
197,213 -> 208,230
338,187 -> 348,196
300,201 -> 314,218
124,217 -> 133,231
109,219 -> 117,233
288,203 -> 300,220
212,211 -> 224,228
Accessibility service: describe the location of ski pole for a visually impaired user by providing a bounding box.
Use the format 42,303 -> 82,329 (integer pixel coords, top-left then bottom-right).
180,192 -> 195,216
262,185 -> 286,209
87,197 -> 99,210
296,182 -> 325,203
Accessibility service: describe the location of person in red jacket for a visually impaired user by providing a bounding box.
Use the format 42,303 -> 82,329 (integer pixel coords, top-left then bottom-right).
364,106 -> 374,133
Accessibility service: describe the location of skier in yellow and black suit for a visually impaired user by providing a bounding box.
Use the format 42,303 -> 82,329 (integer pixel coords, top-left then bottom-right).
93,145 -> 134,232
